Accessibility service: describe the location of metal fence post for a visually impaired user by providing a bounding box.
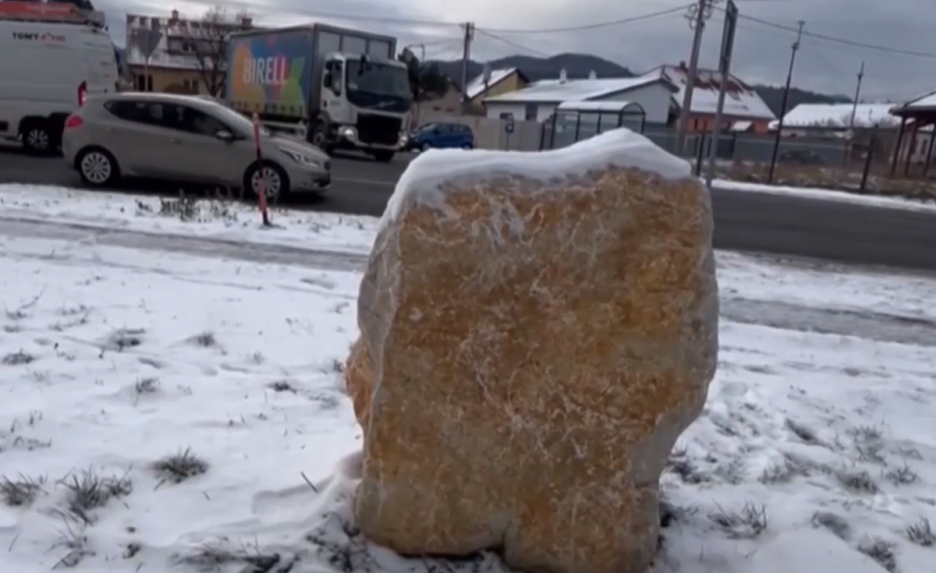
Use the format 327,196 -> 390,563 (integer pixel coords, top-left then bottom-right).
694,134 -> 706,176
860,127 -> 876,193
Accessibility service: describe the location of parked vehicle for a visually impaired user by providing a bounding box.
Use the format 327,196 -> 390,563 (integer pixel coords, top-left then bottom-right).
0,1 -> 118,155
404,123 -> 474,151
780,148 -> 826,166
225,24 -> 412,162
62,92 -> 331,199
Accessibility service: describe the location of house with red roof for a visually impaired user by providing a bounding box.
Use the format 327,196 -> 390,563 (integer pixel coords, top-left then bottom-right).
645,63 -> 776,134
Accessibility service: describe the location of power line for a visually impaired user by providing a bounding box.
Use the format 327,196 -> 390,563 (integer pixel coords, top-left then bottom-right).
426,38 -> 467,60
222,0 -> 693,35
419,37 -> 465,47
218,1 -> 458,28
482,4 -> 691,34
473,29 -> 552,57
717,9 -> 936,59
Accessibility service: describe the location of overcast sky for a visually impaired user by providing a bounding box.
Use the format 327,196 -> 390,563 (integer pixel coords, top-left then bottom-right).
98,0 -> 936,102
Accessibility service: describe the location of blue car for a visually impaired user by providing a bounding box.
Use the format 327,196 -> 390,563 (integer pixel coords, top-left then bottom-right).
405,122 -> 474,151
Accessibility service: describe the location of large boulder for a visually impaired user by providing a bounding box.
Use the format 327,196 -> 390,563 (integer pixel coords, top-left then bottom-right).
346,129 -> 718,573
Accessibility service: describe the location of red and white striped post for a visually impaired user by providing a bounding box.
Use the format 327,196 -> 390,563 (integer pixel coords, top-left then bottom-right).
251,112 -> 271,227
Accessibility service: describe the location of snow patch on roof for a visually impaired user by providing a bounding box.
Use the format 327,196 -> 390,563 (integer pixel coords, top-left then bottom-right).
897,89 -> 936,111
465,68 -> 517,100
556,100 -> 645,113
771,103 -> 899,129
649,65 -> 776,121
483,76 -> 664,104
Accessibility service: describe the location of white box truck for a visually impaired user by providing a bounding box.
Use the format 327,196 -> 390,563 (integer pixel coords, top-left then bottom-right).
226,24 -> 412,162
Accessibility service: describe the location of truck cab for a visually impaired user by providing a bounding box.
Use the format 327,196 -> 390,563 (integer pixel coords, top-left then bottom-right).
312,52 -> 411,162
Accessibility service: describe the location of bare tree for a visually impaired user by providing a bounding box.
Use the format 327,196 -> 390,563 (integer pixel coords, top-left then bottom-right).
177,6 -> 252,97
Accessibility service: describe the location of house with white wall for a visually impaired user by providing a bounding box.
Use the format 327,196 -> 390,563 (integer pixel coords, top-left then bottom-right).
481,72 -> 676,126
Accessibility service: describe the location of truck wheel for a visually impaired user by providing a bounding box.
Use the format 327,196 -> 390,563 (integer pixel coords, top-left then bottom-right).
21,120 -> 55,156
372,150 -> 395,162
309,122 -> 333,154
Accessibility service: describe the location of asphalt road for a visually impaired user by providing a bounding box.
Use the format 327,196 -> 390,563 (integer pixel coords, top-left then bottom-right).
2,145 -> 936,271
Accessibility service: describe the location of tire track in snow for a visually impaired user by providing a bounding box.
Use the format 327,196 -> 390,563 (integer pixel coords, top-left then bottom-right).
0,216 -> 368,273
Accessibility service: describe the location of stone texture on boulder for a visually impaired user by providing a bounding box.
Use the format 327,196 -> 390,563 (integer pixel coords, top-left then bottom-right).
346,129 -> 719,573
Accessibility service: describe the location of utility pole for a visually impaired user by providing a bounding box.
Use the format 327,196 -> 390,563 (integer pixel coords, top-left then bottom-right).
460,22 -> 474,114
847,60 -> 865,131
675,0 -> 713,154
406,43 -> 427,126
767,20 -> 805,183
704,0 -> 738,188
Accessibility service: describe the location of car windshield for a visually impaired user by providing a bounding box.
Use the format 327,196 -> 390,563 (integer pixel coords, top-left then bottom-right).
203,100 -> 271,137
345,60 -> 411,99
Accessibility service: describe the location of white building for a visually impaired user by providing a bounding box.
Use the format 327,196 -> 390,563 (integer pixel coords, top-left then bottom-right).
481,72 -> 676,125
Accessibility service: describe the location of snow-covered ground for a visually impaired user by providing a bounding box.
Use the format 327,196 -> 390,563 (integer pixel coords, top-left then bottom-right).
0,178 -> 936,573
2,191 -> 936,573
718,251 -> 936,322
714,179 -> 936,213
0,184 -> 379,255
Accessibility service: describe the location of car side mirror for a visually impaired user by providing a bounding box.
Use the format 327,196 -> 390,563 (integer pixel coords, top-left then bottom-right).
215,129 -> 234,141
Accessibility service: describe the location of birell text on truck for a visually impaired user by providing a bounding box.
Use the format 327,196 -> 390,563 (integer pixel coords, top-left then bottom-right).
225,23 -> 412,162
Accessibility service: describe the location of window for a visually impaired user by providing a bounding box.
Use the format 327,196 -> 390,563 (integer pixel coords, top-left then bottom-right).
114,102 -> 226,135
182,78 -> 200,93
524,104 -> 537,121
332,61 -> 344,94
104,100 -> 147,122
135,74 -> 153,91
177,106 -> 228,136
201,100 -> 261,136
104,101 -> 183,131
345,60 -> 409,98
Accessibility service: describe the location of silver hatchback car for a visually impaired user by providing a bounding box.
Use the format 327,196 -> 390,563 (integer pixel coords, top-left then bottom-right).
62,92 -> 331,198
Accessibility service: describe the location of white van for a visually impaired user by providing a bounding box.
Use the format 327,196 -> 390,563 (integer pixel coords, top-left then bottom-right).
0,14 -> 119,154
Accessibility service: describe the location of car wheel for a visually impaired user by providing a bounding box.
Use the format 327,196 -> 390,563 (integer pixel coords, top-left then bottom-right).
22,121 -> 55,156
462,143 -> 473,150
76,148 -> 119,187
245,161 -> 290,202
